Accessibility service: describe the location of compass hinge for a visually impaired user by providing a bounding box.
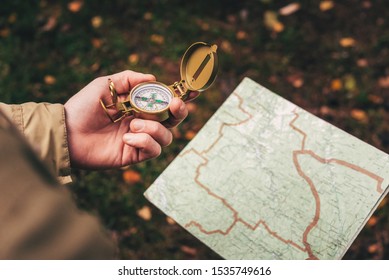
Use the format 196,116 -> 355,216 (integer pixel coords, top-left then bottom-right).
172,81 -> 190,99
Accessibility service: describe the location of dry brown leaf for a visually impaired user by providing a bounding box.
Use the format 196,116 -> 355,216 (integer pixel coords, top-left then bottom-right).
339,37 -> 356,47
123,169 -> 142,184
186,103 -> 198,114
320,1 -> 334,11
8,13 -> 17,24
378,197 -> 387,209
279,3 -> 301,16
41,16 -> 58,32
68,1 -> 83,13
331,79 -> 343,91
357,58 -> 368,67
91,16 -> 103,28
350,109 -> 368,122
90,63 -> 100,72
180,245 -> 197,256
44,75 -> 56,85
137,206 -> 152,221
150,34 -> 165,45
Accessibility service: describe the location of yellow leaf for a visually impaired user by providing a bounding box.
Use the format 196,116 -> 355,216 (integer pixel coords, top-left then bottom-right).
339,37 -> 356,47
350,109 -> 368,122
68,1 -> 83,13
137,206 -> 152,221
344,74 -> 357,91
44,75 -> 56,85
331,79 -> 343,91
150,34 -> 164,45
320,1 -> 334,11
91,16 -> 103,28
123,169 -> 142,184
264,11 -> 284,33
279,3 -> 300,16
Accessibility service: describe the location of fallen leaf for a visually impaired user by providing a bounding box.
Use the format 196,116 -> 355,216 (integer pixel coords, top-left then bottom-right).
344,74 -> 357,91
339,37 -> 356,47
368,94 -> 383,104
123,169 -> 142,184
180,245 -> 197,256
128,53 -> 139,65
320,1 -> 334,11
166,217 -> 176,225
378,76 -> 389,88
367,216 -> 378,227
368,243 -> 379,254
44,75 -> 56,85
150,34 -> 164,45
41,16 -> 58,32
91,38 -> 102,48
264,11 -> 284,33
331,79 -> 343,91
236,30 -> 248,40
8,13 -> 17,24
185,130 -> 196,140
350,109 -> 368,122
91,16 -> 103,28
143,12 -> 153,20
186,103 -> 197,114
220,40 -> 233,54
357,58 -> 368,67
90,63 -> 100,72
137,206 -> 152,221
279,3 -> 300,16
287,74 -> 304,88
0,28 -> 10,38
68,1 -> 83,13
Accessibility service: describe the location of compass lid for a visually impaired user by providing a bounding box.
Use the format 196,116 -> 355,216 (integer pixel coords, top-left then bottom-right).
180,42 -> 218,92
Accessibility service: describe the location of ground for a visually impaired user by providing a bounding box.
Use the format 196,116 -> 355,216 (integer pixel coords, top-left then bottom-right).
0,0 -> 388,259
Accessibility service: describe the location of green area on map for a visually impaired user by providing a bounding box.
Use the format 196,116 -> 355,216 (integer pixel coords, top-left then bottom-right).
144,78 -> 389,259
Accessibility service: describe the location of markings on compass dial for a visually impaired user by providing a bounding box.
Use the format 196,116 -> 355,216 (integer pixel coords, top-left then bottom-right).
133,86 -> 172,112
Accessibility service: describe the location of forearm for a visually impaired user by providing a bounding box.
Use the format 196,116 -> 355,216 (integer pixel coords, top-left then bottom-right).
0,102 -> 71,184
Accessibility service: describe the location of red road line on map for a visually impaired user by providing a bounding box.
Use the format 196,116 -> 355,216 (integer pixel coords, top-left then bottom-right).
182,94 -> 384,260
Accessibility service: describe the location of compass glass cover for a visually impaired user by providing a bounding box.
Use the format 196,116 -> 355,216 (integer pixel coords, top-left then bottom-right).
131,83 -> 173,112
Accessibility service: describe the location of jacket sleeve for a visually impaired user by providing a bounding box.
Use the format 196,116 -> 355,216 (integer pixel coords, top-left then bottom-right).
0,109 -> 115,259
0,102 -> 71,184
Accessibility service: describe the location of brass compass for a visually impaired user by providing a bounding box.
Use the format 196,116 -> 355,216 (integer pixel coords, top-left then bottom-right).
100,42 -> 218,122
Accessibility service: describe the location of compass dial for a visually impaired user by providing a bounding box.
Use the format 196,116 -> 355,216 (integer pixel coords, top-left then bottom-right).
130,83 -> 173,113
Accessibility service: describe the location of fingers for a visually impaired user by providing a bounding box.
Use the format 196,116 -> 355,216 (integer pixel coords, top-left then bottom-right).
108,70 -> 156,94
161,97 -> 188,128
122,119 -> 173,162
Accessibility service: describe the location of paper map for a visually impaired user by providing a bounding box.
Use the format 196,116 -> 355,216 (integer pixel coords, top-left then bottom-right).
144,78 -> 389,259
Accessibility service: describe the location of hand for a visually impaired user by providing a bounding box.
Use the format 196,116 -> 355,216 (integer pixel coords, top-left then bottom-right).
64,70 -> 197,169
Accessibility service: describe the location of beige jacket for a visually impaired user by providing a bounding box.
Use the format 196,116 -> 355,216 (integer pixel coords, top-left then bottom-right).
0,102 -> 115,259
